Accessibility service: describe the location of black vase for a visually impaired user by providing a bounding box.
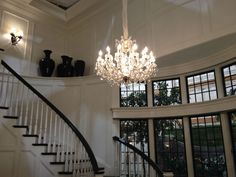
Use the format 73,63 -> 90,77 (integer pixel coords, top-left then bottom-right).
39,50 -> 55,77
74,60 -> 85,76
57,55 -> 74,77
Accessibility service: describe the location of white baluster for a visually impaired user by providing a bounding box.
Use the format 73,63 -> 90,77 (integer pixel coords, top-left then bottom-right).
69,130 -> 74,172
43,106 -> 49,144
64,126 -> 69,172
14,81 -> 21,117
28,93 -> 35,135
61,123 -> 66,162
76,141 -> 81,176
56,118 -> 61,161
0,67 -> 5,102
73,136 -> 77,177
9,78 -> 19,116
34,98 -> 40,135
38,102 -> 44,143
7,75 -> 14,115
18,85 -> 25,125
24,88 -> 30,126
3,71 -> 10,107
47,111 -> 53,152
52,114 -> 58,152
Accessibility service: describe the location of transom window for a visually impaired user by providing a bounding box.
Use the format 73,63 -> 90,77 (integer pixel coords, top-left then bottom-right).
190,115 -> 227,177
154,118 -> 187,177
222,63 -> 236,96
120,83 -> 147,107
187,71 -> 217,103
152,78 -> 181,106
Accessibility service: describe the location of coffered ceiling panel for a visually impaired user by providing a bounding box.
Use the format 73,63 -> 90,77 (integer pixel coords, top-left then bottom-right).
46,0 -> 80,10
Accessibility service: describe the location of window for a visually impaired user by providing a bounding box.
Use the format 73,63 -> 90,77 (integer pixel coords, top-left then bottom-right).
187,71 -> 217,103
222,63 -> 236,96
229,111 -> 236,166
120,120 -> 149,176
154,118 -> 187,177
120,83 -> 147,107
190,115 -> 227,177
152,78 -> 181,106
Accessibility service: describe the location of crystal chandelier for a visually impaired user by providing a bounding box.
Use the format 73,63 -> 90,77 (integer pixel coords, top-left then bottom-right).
95,0 -> 157,86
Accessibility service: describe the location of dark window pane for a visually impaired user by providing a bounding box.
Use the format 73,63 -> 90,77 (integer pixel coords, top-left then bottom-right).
190,115 -> 228,177
153,79 -> 181,106
154,118 -> 187,177
120,83 -> 147,107
230,112 -> 236,166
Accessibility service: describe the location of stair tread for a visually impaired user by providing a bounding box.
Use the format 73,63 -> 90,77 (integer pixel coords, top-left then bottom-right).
32,143 -> 48,146
58,171 -> 73,175
0,106 -> 8,109
50,161 -> 65,165
42,152 -> 57,155
3,115 -> 18,119
13,125 -> 28,128
23,134 -> 39,137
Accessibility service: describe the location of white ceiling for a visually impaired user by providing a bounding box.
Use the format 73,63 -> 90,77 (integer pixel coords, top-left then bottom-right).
46,0 -> 80,10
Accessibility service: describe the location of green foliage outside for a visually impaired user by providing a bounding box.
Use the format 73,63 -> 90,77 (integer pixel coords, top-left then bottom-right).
121,91 -> 147,107
154,81 -> 181,106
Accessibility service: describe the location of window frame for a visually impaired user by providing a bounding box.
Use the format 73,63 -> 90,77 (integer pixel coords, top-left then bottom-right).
119,83 -> 148,107
153,117 -> 188,177
152,78 -> 182,106
186,70 -> 218,103
221,62 -> 236,96
189,113 -> 228,177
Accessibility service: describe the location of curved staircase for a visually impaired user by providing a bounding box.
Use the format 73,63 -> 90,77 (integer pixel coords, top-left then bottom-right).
0,60 -> 104,177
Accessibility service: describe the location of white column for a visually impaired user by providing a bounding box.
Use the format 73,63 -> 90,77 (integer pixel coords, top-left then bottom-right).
183,117 -> 194,177
180,75 -> 188,104
147,81 -> 153,107
111,86 -> 120,108
148,119 -> 156,177
220,113 -> 236,177
112,119 -> 120,176
215,66 -> 224,98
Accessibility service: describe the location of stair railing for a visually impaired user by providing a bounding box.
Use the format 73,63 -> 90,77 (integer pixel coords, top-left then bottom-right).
0,60 -> 104,176
113,136 -> 167,177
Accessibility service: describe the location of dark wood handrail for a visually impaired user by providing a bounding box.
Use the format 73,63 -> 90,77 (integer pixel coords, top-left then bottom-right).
113,136 -> 164,177
1,60 -> 104,174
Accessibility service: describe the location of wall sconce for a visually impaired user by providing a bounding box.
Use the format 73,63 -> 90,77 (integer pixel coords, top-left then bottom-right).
10,32 -> 23,45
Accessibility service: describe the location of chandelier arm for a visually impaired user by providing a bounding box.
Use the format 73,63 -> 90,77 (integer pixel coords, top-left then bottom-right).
122,0 -> 128,39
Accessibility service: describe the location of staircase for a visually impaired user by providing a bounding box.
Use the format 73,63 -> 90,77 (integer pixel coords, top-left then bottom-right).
0,60 -> 104,177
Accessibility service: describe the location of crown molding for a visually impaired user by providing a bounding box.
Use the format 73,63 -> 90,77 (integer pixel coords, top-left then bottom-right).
111,95 -> 236,119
